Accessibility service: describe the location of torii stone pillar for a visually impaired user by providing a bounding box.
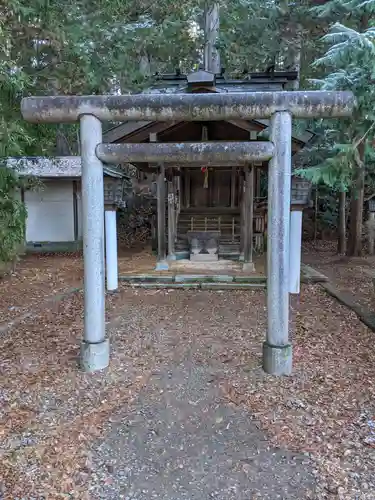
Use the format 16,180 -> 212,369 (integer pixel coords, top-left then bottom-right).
80,115 -> 109,372
263,112 -> 292,375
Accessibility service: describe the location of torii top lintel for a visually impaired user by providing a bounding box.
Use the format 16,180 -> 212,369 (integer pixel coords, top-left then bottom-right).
21,91 -> 355,124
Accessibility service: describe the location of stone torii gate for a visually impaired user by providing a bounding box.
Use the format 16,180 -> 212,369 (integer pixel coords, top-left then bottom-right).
21,90 -> 355,375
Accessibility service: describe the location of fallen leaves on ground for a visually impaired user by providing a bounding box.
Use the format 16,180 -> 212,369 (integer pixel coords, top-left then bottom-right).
1,247 -> 375,499
221,285 -> 375,499
303,240 -> 375,311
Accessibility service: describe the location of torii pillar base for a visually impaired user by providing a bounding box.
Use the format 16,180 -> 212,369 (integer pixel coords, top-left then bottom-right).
263,342 -> 292,376
80,339 -> 110,373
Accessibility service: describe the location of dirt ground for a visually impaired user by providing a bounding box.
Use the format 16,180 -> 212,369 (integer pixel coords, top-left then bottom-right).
303,240 -> 375,312
0,246 -> 375,499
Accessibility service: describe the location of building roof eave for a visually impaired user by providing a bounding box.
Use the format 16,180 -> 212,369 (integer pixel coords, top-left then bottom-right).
6,156 -> 129,179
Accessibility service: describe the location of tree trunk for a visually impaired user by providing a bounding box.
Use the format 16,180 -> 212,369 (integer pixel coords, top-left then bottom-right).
288,23 -> 302,90
337,190 -> 346,254
346,14 -> 370,255
204,3 -> 221,74
56,124 -> 72,156
347,141 -> 365,257
314,187 -> 318,241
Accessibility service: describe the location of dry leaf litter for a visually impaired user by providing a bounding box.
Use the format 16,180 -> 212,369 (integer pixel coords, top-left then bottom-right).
0,247 -> 374,499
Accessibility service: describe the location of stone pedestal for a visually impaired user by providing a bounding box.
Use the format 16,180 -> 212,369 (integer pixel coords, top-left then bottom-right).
187,231 -> 220,262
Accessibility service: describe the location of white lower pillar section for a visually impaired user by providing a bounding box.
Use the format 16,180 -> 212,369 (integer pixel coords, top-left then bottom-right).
105,209 -> 118,291
289,210 -> 303,294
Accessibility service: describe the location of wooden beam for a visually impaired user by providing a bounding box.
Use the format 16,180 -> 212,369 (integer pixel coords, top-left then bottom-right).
118,121 -> 180,143
103,121 -> 152,143
227,119 -> 264,134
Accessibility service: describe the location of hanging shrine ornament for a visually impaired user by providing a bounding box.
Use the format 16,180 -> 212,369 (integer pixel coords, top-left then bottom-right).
201,166 -> 208,189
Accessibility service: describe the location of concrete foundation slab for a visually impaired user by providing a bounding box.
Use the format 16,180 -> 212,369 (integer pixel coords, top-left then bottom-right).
155,260 -> 169,271
175,274 -> 210,283
174,274 -> 233,283
129,283 -> 200,289
211,274 -> 234,282
80,339 -> 110,372
201,282 -> 266,290
234,275 -> 266,283
301,264 -> 329,283
170,259 -> 242,272
119,275 -> 173,283
263,342 -> 292,376
190,254 -> 219,262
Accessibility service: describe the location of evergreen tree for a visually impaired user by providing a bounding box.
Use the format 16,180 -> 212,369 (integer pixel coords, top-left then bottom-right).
299,0 -> 375,255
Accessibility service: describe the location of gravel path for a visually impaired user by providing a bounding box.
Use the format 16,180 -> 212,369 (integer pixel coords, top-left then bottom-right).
89,360 -> 315,500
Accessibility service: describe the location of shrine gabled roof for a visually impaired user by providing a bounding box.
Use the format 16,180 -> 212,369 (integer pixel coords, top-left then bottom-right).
103,69 -> 315,147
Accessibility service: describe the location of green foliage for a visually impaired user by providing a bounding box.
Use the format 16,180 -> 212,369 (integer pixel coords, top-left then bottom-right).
1,0 -> 375,253
0,166 -> 27,264
296,3 -> 375,193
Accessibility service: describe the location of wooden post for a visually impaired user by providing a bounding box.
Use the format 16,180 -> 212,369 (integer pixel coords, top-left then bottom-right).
243,165 -> 255,272
185,170 -> 191,208
156,163 -> 168,270
256,167 -> 261,198
150,132 -> 168,270
175,173 -> 180,232
167,178 -> 176,260
231,166 -> 236,208
368,211 -> 375,255
240,169 -> 245,260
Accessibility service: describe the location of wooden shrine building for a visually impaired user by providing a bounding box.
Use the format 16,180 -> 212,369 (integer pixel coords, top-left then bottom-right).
104,69 -> 314,271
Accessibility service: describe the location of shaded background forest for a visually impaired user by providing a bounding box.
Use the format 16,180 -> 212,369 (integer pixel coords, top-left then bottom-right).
1,0 -> 375,262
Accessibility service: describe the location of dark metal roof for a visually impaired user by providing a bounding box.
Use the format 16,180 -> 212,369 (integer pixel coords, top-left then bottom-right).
154,70 -> 299,83
149,70 -> 297,94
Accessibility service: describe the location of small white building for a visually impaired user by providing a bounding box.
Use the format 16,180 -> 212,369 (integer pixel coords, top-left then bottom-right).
6,156 -> 126,252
